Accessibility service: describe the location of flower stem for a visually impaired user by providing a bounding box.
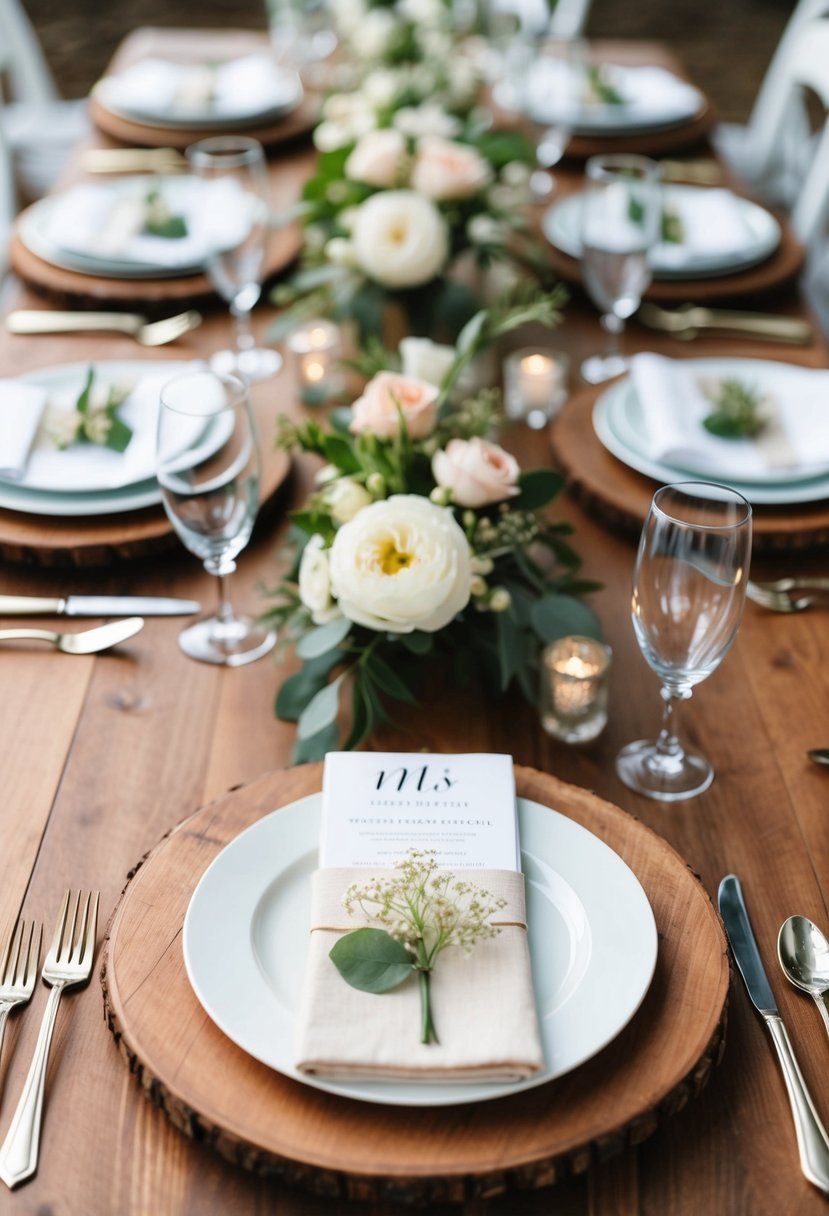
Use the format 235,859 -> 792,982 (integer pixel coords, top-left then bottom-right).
418,968 -> 439,1045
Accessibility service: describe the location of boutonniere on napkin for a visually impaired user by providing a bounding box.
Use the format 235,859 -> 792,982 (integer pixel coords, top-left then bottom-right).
43,367 -> 134,454
330,849 -> 508,1045
700,377 -> 768,439
585,64 -> 625,105
142,188 -> 188,240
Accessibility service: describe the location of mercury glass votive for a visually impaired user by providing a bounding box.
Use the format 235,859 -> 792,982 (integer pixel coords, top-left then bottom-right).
503,348 -> 570,429
540,635 -> 612,743
287,319 -> 341,404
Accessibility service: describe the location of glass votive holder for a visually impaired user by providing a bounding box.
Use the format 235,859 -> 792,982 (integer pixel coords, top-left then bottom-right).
503,348 -> 570,429
286,319 -> 341,405
539,635 -> 612,744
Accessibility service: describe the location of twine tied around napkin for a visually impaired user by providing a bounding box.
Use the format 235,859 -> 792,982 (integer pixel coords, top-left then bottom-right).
294,867 -> 544,1082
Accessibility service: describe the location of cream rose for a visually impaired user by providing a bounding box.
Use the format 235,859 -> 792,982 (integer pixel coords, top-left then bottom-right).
328,495 -> 472,633
410,137 -> 493,201
324,477 -> 372,524
351,190 -> 449,288
349,371 -> 439,439
399,336 -> 455,387
298,535 -> 340,625
392,104 -> 461,140
432,437 -> 521,507
344,129 -> 407,188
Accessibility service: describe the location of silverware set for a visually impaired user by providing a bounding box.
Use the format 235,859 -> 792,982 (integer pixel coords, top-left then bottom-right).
0,892 -> 99,1189
720,877 -> 829,1195
747,578 -> 829,613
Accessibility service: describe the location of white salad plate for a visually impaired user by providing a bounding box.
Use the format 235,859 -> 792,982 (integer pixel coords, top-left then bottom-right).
593,358 -> 829,505
183,793 -> 658,1108
542,186 -> 781,280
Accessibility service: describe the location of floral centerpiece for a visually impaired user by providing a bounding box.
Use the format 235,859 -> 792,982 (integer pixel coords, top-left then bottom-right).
266,287 -> 601,763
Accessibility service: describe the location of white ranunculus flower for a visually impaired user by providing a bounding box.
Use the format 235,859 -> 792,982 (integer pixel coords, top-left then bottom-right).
328,495 -> 472,633
351,190 -> 449,289
298,535 -> 341,625
324,477 -> 372,524
399,336 -> 455,386
392,103 -> 461,140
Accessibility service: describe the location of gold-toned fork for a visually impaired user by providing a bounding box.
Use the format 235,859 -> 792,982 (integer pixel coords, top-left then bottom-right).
747,580 -> 828,613
0,922 -> 41,1066
7,309 -> 202,346
0,618 -> 144,654
0,891 -> 99,1189
637,302 -> 814,345
80,147 -> 188,174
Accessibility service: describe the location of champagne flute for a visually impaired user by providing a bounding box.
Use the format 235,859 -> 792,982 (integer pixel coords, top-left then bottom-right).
616,482 -> 752,802
580,153 -> 660,384
157,369 -> 276,667
186,136 -> 281,382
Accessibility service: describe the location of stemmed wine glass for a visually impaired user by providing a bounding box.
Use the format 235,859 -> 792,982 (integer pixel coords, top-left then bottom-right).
616,482 -> 752,802
523,37 -> 586,200
186,136 -> 281,382
156,368 -> 276,667
580,153 -> 660,384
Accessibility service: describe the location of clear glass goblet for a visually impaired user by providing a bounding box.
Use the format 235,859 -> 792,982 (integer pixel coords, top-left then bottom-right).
616,482 -> 752,802
157,368 -> 276,667
186,136 -> 281,382
580,153 -> 660,384
267,0 -> 336,83
523,36 -> 586,200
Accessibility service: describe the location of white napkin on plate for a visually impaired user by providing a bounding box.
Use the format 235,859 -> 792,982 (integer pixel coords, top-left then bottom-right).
526,62 -> 700,126
98,54 -> 299,121
629,353 -> 829,479
40,178 -> 255,269
655,189 -> 761,268
295,867 -> 544,1082
0,382 -> 48,481
606,65 -> 702,122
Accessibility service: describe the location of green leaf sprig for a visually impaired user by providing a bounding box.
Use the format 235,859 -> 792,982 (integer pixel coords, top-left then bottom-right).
329,849 -> 508,1045
142,189 -> 188,239
586,64 -> 624,105
46,367 -> 134,453
702,378 -> 767,439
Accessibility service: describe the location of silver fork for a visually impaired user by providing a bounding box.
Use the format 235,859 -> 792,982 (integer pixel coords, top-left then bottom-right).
7,309 -> 202,346
0,922 -> 41,1065
748,579 -> 829,613
0,891 -> 99,1189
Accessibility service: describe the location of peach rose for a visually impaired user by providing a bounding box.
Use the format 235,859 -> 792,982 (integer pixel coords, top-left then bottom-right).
410,137 -> 493,201
432,437 -> 521,507
349,372 -> 439,439
344,129 -> 407,188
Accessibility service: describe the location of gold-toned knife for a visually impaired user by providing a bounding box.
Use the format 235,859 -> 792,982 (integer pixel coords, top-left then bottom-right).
80,147 -> 188,174
638,302 -> 814,345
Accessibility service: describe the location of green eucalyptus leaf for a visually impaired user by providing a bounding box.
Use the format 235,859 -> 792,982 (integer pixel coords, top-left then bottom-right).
104,414 -> 133,454
343,672 -> 372,751
399,630 -> 433,655
296,616 -> 352,660
292,720 -> 341,765
495,609 -> 527,692
511,469 -> 565,511
296,673 -> 345,739
455,308 -> 487,357
329,928 -> 413,993
365,653 -> 417,704
530,594 -> 603,643
322,433 -> 361,474
276,651 -> 343,721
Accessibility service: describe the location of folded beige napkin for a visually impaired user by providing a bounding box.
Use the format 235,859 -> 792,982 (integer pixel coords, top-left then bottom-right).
295,867 -> 543,1082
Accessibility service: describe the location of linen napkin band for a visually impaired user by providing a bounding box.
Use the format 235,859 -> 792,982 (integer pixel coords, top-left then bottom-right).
294,867 -> 544,1082
0,382 -> 48,481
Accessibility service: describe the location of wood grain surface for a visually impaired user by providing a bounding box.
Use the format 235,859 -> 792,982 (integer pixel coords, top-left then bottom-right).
0,28 -> 829,1216
101,764 -> 728,1203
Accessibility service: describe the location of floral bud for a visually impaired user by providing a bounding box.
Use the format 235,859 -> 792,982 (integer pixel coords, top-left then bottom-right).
366,472 -> 386,497
470,575 -> 488,597
429,485 -> 452,506
489,587 -> 512,612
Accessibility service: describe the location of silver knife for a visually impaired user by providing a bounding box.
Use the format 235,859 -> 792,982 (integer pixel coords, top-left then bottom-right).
0,595 -> 200,618
719,874 -> 829,1193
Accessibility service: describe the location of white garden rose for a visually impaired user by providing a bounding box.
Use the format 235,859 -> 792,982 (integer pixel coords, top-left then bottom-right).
344,129 -> 407,188
432,437 -> 521,507
359,8 -> 398,58
298,535 -> 340,625
399,337 -> 455,387
324,477 -> 372,523
411,137 -> 492,201
328,495 -> 472,633
392,104 -> 461,140
351,190 -> 449,288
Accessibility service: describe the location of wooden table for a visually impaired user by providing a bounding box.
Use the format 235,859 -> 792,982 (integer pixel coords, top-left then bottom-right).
1,31 -> 829,1216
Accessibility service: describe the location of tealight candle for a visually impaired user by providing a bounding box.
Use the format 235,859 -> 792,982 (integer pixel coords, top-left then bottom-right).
539,635 -> 612,743
287,320 -> 341,405
503,348 -> 569,429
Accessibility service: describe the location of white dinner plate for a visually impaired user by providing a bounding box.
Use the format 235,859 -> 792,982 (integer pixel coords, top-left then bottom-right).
183,793 -> 658,1107
593,360 -> 829,505
542,186 -> 781,280
525,62 -> 705,135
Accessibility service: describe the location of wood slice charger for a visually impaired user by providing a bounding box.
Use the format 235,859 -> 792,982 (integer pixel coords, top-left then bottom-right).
550,384 -> 829,553
102,764 -> 729,1204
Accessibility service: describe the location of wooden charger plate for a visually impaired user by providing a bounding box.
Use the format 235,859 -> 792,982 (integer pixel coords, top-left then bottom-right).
102,763 -> 728,1204
550,385 -> 829,553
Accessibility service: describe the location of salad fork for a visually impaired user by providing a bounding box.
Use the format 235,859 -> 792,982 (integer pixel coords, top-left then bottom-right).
0,891 -> 99,1189
748,579 -> 829,613
7,309 -> 202,347
0,922 -> 41,1065
0,617 -> 144,654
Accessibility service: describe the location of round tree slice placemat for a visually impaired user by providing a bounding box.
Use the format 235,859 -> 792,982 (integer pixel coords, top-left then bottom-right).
550,386 -> 829,553
101,763 -> 728,1204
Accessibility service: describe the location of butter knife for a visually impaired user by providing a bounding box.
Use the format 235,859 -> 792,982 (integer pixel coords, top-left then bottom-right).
0,595 -> 200,617
719,874 -> 829,1194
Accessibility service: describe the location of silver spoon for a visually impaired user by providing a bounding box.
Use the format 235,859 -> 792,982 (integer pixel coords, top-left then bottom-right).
0,617 -> 143,654
778,915 -> 829,1036
807,749 -> 829,767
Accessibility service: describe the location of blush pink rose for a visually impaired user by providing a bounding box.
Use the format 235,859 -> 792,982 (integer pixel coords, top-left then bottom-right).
344,129 -> 407,187
432,437 -> 521,507
410,136 -> 493,201
349,372 -> 440,439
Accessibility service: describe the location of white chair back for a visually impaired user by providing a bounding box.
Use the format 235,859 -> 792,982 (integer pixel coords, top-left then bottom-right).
548,0 -> 591,39
786,20 -> 829,249
0,0 -> 59,105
